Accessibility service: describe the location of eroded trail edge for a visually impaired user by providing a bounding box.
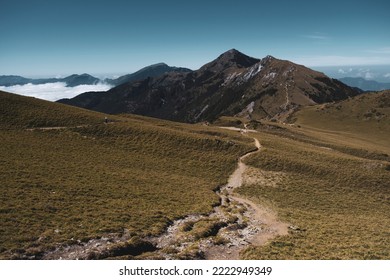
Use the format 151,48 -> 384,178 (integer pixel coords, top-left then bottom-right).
150,129 -> 289,260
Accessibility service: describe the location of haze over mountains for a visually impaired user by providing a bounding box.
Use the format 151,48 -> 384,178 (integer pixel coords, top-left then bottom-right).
59,49 -> 361,122
339,77 -> 390,91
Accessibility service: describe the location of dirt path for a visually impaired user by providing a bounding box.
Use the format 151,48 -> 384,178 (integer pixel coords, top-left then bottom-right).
26,125 -> 89,131
204,134 -> 288,259
150,129 -> 288,260
41,127 -> 288,260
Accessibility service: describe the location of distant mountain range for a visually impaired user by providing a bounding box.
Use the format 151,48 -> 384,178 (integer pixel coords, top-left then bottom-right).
0,74 -> 100,87
339,77 -> 390,91
58,49 -> 362,123
104,63 -> 192,86
0,64 -> 192,88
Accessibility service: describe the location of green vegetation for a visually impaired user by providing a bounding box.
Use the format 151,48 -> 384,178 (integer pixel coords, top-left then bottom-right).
0,90 -> 251,259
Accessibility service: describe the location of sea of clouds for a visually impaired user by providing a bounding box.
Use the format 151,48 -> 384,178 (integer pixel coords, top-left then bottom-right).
0,82 -> 113,101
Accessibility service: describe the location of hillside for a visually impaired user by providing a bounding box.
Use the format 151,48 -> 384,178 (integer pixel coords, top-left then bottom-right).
58,49 -> 361,122
0,90 -> 105,129
291,90 -> 390,152
1,89 -> 390,260
215,91 -> 390,259
0,90 -> 252,259
238,121 -> 390,259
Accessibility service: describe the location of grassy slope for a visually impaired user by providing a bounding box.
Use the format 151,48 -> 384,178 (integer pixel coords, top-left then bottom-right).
0,91 -> 105,129
2,89 -> 389,260
0,91 -> 252,259
291,90 -> 390,153
238,92 -> 390,259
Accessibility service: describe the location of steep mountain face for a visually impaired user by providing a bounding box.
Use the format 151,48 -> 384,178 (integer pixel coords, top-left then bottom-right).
104,63 -> 192,86
0,74 -> 99,87
339,77 -> 390,91
58,49 -> 362,122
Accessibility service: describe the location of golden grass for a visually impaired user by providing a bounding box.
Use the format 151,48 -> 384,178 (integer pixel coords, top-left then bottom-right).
292,90 -> 390,153
0,91 -> 252,259
2,89 -> 389,260
0,90 -> 105,129
238,121 -> 390,259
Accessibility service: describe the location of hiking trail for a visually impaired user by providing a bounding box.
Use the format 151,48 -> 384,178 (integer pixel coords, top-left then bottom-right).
42,126 -> 288,260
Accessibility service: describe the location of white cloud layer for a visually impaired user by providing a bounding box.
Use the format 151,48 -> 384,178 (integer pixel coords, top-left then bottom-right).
0,82 -> 112,101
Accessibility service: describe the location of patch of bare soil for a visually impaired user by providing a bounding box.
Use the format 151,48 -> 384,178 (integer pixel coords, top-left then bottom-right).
204,136 -> 289,260
26,125 -> 89,131
149,132 -> 289,260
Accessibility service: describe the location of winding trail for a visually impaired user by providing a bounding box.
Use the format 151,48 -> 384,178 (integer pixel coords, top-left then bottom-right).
151,127 -> 289,259
42,126 -> 288,260
205,130 -> 288,259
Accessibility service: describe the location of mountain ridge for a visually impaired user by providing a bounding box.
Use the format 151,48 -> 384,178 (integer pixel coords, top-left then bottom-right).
58,49 -> 362,123
1,62 -> 192,89
104,63 -> 192,86
0,74 -> 100,87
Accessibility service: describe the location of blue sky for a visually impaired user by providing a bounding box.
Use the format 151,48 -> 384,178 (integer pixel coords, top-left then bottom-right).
1,0 -> 389,77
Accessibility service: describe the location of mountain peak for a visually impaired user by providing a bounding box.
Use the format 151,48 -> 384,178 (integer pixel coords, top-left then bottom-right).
202,49 -> 260,72
218,49 -> 259,65
263,55 -> 275,61
104,63 -> 192,86
66,73 -> 94,78
221,48 -> 242,57
147,62 -> 169,68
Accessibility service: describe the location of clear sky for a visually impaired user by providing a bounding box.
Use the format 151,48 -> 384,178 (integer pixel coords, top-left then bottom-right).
1,0 -> 389,77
